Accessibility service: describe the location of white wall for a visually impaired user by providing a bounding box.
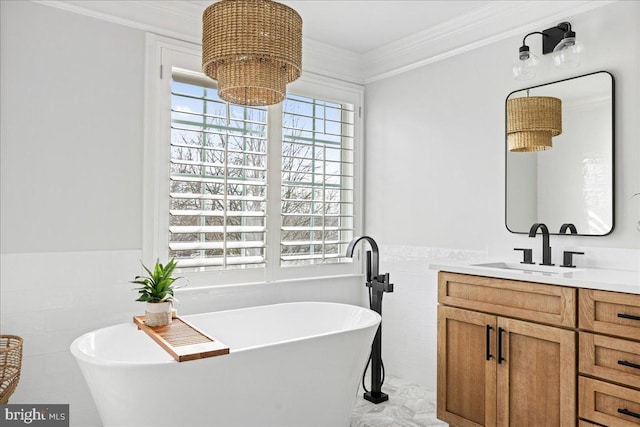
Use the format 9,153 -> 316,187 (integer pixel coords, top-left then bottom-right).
0,2 -> 144,254
364,1 -> 640,390
0,2 -> 363,426
0,4 -> 148,423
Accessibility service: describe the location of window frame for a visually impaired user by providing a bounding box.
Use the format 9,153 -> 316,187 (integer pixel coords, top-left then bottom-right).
143,35 -> 364,286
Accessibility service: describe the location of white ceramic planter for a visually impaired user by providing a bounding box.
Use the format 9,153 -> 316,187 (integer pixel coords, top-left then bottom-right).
145,301 -> 172,327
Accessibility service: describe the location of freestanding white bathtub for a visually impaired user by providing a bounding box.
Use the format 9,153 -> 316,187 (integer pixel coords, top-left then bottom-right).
70,302 -> 380,427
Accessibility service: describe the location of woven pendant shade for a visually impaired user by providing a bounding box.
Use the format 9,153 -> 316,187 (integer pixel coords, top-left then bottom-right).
202,0 -> 302,106
507,96 -> 562,152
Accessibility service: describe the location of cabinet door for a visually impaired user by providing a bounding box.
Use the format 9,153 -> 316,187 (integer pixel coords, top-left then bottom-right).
496,317 -> 576,427
438,305 -> 497,427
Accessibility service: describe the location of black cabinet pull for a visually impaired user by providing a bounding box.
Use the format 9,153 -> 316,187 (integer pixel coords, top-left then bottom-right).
486,325 -> 493,361
497,327 -> 505,364
618,313 -> 640,321
618,408 -> 640,419
618,360 -> 640,370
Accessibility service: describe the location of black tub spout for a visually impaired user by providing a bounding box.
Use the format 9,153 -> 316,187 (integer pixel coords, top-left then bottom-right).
346,236 -> 379,283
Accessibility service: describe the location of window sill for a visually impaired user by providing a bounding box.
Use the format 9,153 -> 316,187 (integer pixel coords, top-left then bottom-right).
174,273 -> 365,296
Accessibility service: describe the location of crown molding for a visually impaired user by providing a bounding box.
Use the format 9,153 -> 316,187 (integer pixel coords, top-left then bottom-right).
32,0 -> 617,86
33,1 -> 203,44
32,0 -> 363,84
362,0 -> 617,83
300,38 -> 362,85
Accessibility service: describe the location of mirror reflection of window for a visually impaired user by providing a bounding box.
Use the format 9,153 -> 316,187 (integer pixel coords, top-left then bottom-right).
505,71 -> 614,236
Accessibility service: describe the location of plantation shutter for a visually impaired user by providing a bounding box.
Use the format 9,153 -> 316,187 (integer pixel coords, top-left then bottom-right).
169,70 -> 268,270
280,94 -> 355,266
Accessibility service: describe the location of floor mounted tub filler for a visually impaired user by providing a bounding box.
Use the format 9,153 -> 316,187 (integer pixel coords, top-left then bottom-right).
70,302 -> 381,427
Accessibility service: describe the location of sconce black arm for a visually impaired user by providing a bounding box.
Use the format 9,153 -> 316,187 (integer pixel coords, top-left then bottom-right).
521,31 -> 546,46
519,31 -> 545,59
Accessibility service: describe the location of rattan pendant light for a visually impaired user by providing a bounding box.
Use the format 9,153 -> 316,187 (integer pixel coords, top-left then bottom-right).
202,0 -> 302,106
507,96 -> 562,152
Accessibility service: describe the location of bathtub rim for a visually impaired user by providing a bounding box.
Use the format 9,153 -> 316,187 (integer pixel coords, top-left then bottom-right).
70,301 -> 380,367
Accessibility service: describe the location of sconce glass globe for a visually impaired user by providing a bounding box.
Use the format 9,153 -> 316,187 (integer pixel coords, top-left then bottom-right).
552,38 -> 585,69
512,52 -> 539,81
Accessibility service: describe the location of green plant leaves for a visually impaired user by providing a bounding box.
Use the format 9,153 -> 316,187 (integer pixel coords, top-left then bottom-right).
130,258 -> 183,303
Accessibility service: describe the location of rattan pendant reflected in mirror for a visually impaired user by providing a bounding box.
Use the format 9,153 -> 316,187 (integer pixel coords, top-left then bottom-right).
202,0 -> 302,106
507,96 -> 562,152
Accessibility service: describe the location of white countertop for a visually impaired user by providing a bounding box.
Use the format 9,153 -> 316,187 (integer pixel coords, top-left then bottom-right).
431,261 -> 640,295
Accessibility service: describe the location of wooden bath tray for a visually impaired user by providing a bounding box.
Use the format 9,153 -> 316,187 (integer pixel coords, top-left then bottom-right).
134,315 -> 229,362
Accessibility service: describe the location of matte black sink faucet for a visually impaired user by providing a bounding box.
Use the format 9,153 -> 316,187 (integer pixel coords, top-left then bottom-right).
529,223 -> 554,266
559,223 -> 578,234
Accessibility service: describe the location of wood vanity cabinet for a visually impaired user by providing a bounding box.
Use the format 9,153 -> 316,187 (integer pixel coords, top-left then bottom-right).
437,272 -> 577,427
437,272 -> 640,427
579,289 -> 640,426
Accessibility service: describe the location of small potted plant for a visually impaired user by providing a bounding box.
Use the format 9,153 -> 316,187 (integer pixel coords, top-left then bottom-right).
131,258 -> 183,327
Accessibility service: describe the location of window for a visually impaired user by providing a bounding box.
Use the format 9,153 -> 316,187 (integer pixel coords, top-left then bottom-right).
169,73 -> 268,270
280,95 -> 355,266
144,39 -> 362,284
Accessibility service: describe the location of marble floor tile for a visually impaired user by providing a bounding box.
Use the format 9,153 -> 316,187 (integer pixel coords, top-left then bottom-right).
350,376 -> 448,427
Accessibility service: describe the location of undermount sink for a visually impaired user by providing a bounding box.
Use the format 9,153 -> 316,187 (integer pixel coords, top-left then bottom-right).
472,262 -> 583,274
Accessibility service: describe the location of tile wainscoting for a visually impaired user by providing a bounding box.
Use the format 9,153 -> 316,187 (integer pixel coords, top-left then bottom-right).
1,250 -> 143,425
374,244 -> 488,391
2,244 -> 634,426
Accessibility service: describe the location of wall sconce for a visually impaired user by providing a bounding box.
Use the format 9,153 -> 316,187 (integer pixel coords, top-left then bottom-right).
512,22 -> 584,81
202,0 -> 303,106
507,95 -> 562,152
